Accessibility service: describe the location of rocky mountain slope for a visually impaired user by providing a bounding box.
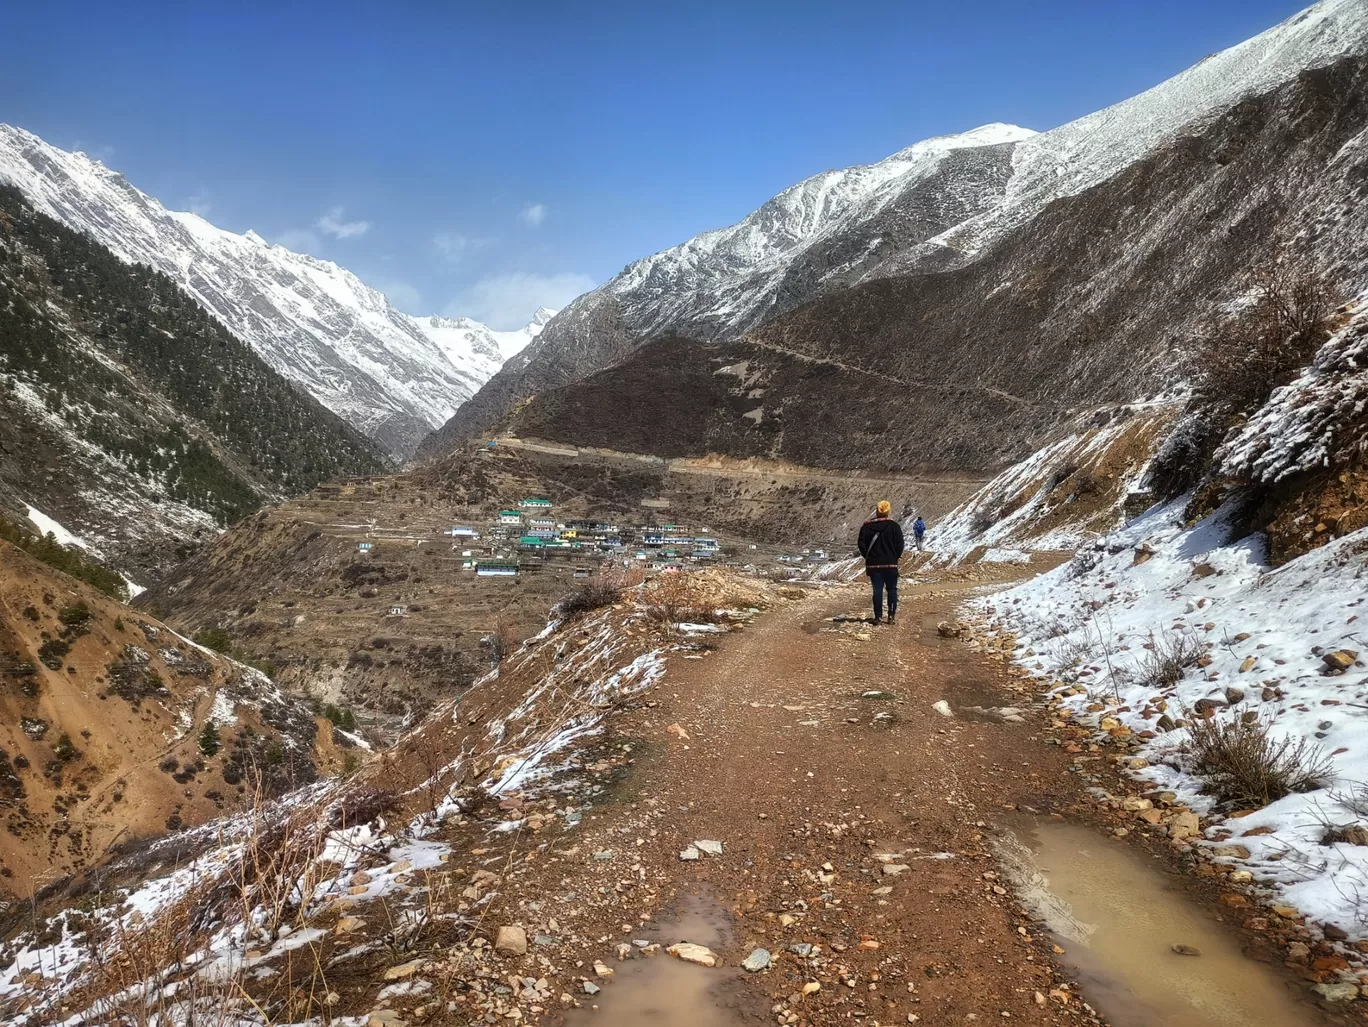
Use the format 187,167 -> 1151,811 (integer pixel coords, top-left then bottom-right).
0,125 -> 549,460
0,539 -> 344,897
0,184 -> 387,581
423,0 -> 1368,461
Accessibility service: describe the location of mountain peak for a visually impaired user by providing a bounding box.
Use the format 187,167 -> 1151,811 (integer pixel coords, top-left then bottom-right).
0,126 -> 524,460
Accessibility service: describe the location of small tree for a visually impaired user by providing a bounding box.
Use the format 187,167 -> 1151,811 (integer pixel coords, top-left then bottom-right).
197,721 -> 221,757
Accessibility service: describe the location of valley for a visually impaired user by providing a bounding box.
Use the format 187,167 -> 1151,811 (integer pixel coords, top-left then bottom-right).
4,1 -> 1368,1024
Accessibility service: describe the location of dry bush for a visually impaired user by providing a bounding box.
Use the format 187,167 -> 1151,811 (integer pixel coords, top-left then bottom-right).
482,610 -> 522,665
642,572 -> 719,626
1138,628 -> 1205,689
1189,256 -> 1339,418
556,580 -> 623,619
1185,712 -> 1332,808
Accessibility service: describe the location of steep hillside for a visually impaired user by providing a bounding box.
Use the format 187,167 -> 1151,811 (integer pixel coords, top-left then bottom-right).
0,185 -> 386,581
489,50 -> 1368,478
0,541 -> 344,897
0,125 -> 549,460
421,0 -> 1368,460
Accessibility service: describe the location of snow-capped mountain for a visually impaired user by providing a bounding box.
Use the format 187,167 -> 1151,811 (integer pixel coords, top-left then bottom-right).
423,0 -> 1368,459
0,125 -> 547,460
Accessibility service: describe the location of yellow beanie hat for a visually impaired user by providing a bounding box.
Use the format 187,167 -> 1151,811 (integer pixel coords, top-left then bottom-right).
876,500 -> 891,516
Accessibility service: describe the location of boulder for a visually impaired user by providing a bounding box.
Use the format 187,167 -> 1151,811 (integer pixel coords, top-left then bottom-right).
1168,810 -> 1201,840
1323,650 -> 1359,671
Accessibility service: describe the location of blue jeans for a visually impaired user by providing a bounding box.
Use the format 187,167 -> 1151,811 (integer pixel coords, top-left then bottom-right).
869,568 -> 899,621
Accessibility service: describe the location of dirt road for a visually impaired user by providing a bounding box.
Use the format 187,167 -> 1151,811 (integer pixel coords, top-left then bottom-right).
487,577 -> 1108,1026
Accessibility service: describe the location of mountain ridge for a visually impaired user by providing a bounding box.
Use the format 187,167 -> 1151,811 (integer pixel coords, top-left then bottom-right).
419,0 -> 1368,461
0,125 -> 550,460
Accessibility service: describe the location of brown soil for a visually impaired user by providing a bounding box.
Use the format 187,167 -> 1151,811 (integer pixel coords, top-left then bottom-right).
0,541 -> 329,897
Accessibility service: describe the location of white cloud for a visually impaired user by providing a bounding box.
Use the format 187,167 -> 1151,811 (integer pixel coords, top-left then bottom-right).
446,272 -> 594,330
273,228 -> 322,254
374,279 -> 422,313
432,232 -> 478,261
316,206 -> 371,239
187,193 -> 212,217
519,203 -> 547,227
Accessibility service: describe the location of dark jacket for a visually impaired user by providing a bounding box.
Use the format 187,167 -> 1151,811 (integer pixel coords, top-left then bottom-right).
858,516 -> 904,571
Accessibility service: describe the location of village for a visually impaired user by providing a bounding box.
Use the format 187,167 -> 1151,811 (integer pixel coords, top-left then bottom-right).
356,494 -> 833,585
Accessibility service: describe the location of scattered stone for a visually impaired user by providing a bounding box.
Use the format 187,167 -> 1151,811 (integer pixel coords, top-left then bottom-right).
1225,686 -> 1246,703
666,723 -> 690,739
583,982 -> 600,995
368,1011 -> 405,1027
1311,982 -> 1359,1003
334,916 -> 364,935
593,850 -> 615,861
871,886 -> 893,895
1213,844 -> 1251,860
882,864 -> 910,876
667,943 -> 718,967
494,926 -> 528,956
593,961 -> 614,977
742,948 -> 772,972
1228,870 -> 1253,884
789,943 -> 814,956
694,839 -> 724,856
382,958 -> 428,981
1171,944 -> 1201,956
679,846 -> 701,861
802,982 -> 821,996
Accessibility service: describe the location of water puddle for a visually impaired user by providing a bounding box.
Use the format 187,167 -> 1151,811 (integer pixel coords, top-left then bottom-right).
562,893 -> 753,1026
996,818 -> 1321,1026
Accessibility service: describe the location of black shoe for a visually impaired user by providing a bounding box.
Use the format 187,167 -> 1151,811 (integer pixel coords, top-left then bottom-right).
872,618 -> 882,626
886,614 -> 897,625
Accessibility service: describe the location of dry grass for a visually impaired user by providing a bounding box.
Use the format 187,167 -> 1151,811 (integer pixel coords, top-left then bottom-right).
1138,628 -> 1205,689
1185,711 -> 1332,808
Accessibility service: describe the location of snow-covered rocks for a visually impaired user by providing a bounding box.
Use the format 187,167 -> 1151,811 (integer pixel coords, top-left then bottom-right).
978,497 -> 1368,935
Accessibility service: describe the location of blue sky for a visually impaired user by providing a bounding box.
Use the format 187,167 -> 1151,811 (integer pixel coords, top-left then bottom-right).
4,0 -> 1312,328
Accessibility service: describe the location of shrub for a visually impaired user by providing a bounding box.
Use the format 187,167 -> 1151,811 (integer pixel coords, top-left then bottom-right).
1186,712 -> 1331,808
194,627 -> 232,653
52,733 -> 79,763
1189,256 -> 1339,418
322,704 -> 356,732
197,722 -> 221,757
58,602 -> 92,630
556,582 -> 623,618
38,638 -> 71,670
1138,629 -> 1204,689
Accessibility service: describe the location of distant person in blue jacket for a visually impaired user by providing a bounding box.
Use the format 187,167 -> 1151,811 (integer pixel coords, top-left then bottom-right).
857,501 -> 905,625
912,516 -> 927,551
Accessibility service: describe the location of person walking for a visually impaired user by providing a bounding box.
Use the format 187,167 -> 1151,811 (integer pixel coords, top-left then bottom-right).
912,515 -> 927,552
858,500 -> 905,625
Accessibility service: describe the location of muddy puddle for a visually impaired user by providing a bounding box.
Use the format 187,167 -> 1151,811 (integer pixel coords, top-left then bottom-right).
997,818 -> 1321,1026
562,894 -> 754,1026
